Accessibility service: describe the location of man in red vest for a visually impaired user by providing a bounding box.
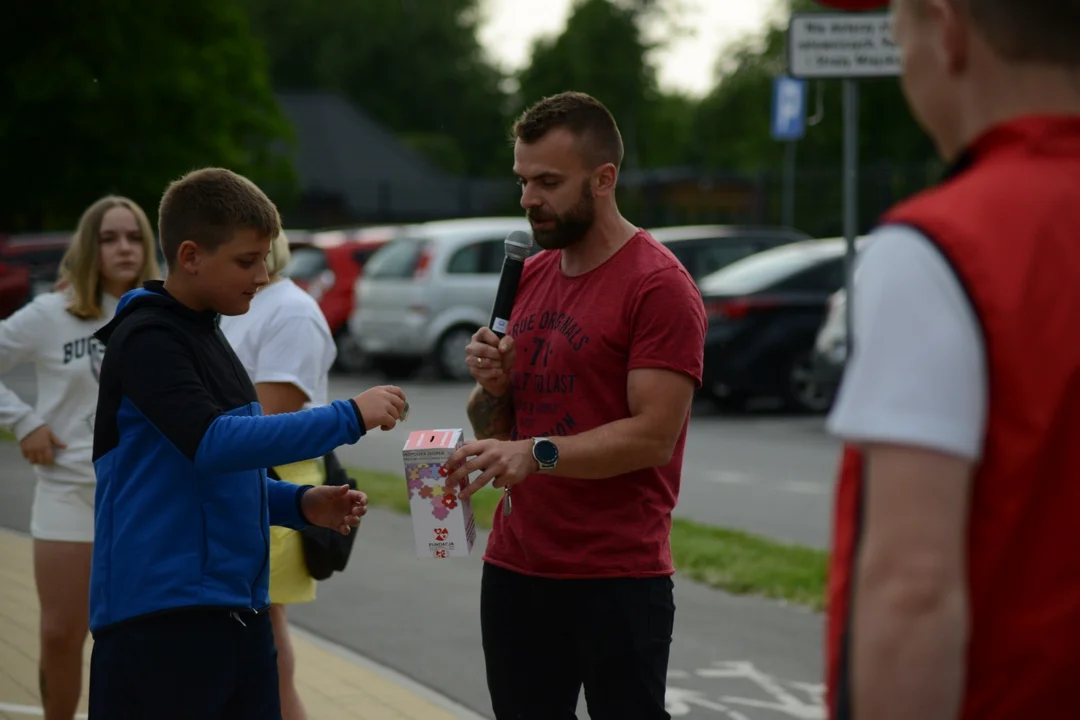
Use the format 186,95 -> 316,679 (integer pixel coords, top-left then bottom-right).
825,1 -> 1080,719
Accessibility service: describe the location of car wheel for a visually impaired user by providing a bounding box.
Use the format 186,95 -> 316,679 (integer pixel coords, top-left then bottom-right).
785,350 -> 833,414
710,391 -> 748,413
333,330 -> 370,374
435,325 -> 478,382
700,382 -> 747,413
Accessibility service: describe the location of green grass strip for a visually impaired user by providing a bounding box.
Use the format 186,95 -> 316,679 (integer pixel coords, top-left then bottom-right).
348,466 -> 827,610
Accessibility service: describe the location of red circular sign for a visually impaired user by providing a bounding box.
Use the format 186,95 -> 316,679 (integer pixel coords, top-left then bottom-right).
813,0 -> 890,9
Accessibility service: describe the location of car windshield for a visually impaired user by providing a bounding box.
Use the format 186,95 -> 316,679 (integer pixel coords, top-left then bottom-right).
699,243 -> 841,295
363,237 -> 427,279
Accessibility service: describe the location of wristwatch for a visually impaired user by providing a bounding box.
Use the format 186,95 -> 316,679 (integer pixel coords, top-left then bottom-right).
532,437 -> 559,472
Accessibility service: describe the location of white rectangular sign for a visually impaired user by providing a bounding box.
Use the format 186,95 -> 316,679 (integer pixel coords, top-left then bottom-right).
787,12 -> 901,79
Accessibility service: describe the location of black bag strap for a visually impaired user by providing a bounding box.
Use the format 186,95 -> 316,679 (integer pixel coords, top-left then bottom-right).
323,450 -> 345,480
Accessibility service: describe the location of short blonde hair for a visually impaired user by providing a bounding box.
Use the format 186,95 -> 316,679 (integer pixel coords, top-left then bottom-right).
59,196 -> 162,320
265,230 -> 292,278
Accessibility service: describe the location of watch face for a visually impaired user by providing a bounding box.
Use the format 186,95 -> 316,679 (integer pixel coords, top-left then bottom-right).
535,440 -> 558,465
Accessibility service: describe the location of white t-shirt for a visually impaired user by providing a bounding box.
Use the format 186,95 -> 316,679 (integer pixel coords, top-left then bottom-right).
0,291 -> 118,484
219,278 -> 336,409
826,224 -> 988,462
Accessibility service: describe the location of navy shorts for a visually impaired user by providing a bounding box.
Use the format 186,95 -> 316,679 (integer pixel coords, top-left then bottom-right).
89,607 -> 280,720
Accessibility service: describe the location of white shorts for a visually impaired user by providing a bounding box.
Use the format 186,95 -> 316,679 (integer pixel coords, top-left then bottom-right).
31,478 -> 95,543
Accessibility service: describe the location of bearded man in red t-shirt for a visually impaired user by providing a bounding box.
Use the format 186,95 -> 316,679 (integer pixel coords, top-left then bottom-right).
445,91 -> 706,719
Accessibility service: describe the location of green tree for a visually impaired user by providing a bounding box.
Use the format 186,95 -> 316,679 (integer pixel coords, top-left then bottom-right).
0,0 -> 295,233
243,0 -> 510,176
515,0 -> 699,171
693,0 -> 940,234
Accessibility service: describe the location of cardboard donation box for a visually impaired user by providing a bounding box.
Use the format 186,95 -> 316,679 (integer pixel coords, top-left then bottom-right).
401,429 -> 477,558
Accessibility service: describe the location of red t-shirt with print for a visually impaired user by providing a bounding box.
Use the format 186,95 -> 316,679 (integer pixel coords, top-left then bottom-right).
481,230 -> 707,578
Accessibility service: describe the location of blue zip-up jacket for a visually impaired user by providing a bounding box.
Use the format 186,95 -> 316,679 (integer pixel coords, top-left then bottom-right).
89,281 -> 365,634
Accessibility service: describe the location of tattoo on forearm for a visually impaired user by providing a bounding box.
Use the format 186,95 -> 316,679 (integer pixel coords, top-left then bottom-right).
468,388 -> 513,439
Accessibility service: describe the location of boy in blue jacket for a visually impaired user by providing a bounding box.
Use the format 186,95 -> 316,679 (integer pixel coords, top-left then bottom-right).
87,167 -> 407,719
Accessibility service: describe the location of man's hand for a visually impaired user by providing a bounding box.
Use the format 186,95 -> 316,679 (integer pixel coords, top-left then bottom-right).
352,385 -> 408,431
465,328 -> 515,397
445,439 -> 537,501
20,425 -> 65,466
301,484 -> 368,534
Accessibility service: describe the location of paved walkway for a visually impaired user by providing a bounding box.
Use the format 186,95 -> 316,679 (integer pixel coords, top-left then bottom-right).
0,527 -> 467,720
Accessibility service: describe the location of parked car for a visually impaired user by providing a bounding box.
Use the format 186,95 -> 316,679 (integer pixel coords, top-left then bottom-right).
284,225 -> 405,372
0,233 -> 71,298
0,261 -> 31,319
0,231 -> 168,295
697,236 -> 863,413
650,225 -> 811,283
348,217 -> 536,381
811,288 -> 848,409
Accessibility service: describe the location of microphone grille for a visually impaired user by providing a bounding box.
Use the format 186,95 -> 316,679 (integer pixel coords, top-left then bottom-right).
504,230 -> 534,261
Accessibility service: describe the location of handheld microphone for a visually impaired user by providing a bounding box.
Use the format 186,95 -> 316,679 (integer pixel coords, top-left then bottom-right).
488,230 -> 534,338
487,230 -> 533,519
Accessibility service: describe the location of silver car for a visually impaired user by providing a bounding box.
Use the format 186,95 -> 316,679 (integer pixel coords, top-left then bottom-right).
348,217 -> 535,381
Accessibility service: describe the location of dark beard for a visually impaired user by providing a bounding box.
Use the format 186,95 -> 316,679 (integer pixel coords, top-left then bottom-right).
528,181 -> 595,251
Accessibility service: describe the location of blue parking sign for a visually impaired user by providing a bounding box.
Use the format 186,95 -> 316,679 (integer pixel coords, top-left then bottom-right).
771,76 -> 808,141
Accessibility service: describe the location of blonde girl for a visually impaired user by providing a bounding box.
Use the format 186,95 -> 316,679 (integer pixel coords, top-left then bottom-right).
0,196 -> 161,719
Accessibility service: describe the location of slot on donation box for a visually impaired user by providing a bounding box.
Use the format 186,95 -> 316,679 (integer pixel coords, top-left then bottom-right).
401,429 -> 477,558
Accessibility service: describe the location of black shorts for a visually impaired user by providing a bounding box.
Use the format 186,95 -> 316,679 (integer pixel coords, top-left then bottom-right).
89,607 -> 280,720
480,562 -> 676,720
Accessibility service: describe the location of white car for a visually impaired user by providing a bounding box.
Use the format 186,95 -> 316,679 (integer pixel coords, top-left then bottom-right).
348,216 -> 537,380
816,289 -> 847,361
811,288 -> 848,406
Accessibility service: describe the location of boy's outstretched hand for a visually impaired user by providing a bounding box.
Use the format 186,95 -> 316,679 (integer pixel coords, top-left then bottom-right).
301,484 -> 368,535
353,385 -> 408,431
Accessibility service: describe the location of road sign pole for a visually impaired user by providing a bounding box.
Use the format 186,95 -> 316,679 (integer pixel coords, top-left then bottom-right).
783,139 -> 798,227
842,78 -> 859,347
790,2 -> 894,350
772,76 -> 807,226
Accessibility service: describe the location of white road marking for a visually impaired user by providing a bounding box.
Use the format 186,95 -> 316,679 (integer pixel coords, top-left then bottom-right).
666,687 -> 753,719
666,661 -> 825,718
703,471 -> 830,496
777,481 -> 829,495
705,471 -> 755,485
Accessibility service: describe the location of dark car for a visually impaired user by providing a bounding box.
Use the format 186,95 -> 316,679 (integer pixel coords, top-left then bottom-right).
0,233 -> 71,298
0,261 -> 31,319
0,232 -> 167,297
697,237 -> 860,413
650,225 -> 811,283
